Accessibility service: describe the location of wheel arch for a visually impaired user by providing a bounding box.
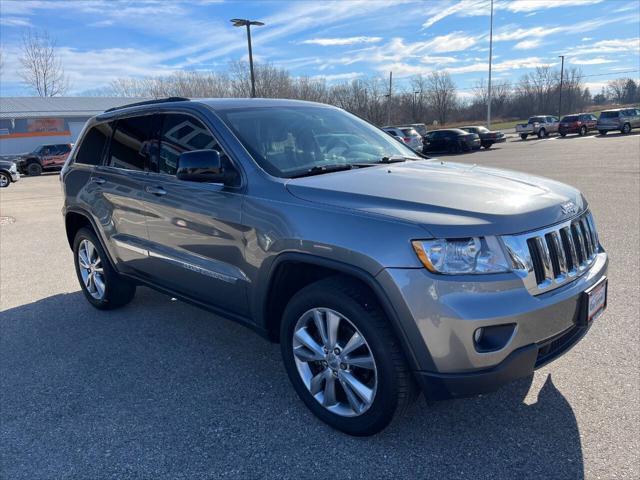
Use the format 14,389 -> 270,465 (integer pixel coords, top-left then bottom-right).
64,208 -> 118,272
259,252 -> 425,371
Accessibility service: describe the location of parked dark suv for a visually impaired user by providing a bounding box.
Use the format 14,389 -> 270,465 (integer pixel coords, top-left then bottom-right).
16,143 -> 72,176
61,98 -> 608,435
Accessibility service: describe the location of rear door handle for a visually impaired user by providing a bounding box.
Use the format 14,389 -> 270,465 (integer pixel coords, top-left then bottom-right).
92,176 -> 106,185
145,185 -> 167,196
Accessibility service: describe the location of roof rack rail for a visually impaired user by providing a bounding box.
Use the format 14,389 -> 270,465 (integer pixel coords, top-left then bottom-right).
104,97 -> 190,113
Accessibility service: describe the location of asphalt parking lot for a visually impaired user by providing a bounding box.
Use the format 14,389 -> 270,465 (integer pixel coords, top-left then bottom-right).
1,132 -> 639,479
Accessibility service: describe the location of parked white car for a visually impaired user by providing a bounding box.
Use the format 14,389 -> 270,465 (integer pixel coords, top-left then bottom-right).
382,126 -> 423,151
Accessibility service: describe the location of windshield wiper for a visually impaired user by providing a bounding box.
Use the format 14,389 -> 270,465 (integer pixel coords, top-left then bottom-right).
379,155 -> 412,163
289,163 -> 357,178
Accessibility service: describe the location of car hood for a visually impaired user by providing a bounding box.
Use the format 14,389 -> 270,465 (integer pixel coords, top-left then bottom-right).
285,160 -> 586,237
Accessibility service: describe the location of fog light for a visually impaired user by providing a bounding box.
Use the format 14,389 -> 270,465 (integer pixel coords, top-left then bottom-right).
473,328 -> 484,344
473,324 -> 516,353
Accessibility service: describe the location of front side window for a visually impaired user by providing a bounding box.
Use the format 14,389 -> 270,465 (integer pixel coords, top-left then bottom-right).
217,106 -> 419,178
75,123 -> 113,165
155,113 -> 217,176
108,115 -> 153,171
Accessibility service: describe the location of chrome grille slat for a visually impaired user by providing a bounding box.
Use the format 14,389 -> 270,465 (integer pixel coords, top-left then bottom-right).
534,236 -> 554,283
501,211 -> 600,295
549,231 -> 567,275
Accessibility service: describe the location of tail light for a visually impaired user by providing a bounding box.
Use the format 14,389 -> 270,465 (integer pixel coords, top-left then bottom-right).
403,137 -> 411,143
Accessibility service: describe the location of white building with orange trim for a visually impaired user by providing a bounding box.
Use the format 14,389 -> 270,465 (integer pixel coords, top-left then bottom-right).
0,97 -> 145,155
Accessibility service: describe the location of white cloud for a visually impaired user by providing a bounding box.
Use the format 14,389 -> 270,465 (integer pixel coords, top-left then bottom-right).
501,0 -> 602,12
569,57 -> 615,65
0,16 -> 33,27
300,36 -> 382,46
513,39 -> 542,50
581,37 -> 593,42
564,38 -> 640,56
313,72 -> 363,82
422,0 -> 487,29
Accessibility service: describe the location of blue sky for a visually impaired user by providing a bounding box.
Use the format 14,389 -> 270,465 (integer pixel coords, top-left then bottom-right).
0,0 -> 639,97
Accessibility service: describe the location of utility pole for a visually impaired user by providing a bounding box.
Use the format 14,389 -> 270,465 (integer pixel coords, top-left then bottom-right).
231,19 -> 265,98
487,0 -> 494,128
558,55 -> 565,119
413,90 -> 420,122
387,71 -> 393,125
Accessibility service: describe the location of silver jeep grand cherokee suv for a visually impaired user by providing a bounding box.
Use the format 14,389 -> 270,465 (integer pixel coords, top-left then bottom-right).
61,98 -> 608,436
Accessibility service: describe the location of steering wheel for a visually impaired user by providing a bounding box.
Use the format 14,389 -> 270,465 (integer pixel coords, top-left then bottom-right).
325,137 -> 352,156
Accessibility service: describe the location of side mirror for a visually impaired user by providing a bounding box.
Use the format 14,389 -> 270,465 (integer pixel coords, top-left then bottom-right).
176,149 -> 225,183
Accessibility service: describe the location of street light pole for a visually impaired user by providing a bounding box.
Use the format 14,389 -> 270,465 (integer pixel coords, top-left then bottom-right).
231,18 -> 265,98
487,0 -> 494,129
413,90 -> 420,121
558,55 -> 565,119
387,71 -> 393,125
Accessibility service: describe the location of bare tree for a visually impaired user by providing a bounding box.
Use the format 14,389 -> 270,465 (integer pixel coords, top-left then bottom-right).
424,72 -> 457,125
19,30 -> 69,96
606,78 -> 626,104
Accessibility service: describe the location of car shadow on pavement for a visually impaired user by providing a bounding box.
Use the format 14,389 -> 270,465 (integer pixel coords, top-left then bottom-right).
0,289 -> 584,479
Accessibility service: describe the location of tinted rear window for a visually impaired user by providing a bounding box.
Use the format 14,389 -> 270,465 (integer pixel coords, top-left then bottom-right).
529,116 -> 545,123
108,115 -> 153,171
75,123 -> 112,165
562,115 -> 578,122
400,128 -> 419,136
600,111 -> 619,118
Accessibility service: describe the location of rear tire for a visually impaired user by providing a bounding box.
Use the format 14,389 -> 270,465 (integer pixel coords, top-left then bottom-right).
560,132 -> 567,137
520,134 -> 528,140
280,277 -> 416,436
599,130 -> 607,135
579,126 -> 587,136
73,227 -> 136,310
621,123 -> 631,134
27,162 -> 42,176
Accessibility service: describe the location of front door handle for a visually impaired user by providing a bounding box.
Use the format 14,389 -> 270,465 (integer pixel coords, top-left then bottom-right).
145,185 -> 167,196
92,176 -> 106,185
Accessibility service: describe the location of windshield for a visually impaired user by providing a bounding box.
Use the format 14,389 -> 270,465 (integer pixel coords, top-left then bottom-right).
217,106 -> 420,178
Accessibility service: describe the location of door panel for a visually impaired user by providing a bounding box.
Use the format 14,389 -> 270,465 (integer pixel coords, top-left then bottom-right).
143,113 -> 249,315
92,116 -> 155,275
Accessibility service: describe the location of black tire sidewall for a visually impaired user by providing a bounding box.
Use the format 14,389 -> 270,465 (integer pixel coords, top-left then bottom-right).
280,283 -> 402,436
27,163 -> 42,176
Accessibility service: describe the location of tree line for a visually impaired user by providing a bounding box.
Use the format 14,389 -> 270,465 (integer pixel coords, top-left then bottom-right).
8,30 -> 640,127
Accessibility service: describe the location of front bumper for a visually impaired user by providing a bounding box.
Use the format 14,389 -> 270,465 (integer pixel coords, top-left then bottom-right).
376,250 -> 608,399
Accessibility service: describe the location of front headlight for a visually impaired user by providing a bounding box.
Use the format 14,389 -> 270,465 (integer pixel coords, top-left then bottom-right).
411,236 -> 511,274
9,163 -> 17,173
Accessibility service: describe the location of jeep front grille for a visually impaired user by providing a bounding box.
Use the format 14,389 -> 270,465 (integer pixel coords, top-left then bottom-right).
501,211 -> 599,295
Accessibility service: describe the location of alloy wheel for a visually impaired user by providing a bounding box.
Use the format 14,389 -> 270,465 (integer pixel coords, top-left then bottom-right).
0,174 -> 8,188
78,239 -> 106,300
292,307 -> 378,417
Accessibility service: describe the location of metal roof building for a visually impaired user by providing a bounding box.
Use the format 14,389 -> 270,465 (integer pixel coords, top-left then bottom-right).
0,97 -> 146,154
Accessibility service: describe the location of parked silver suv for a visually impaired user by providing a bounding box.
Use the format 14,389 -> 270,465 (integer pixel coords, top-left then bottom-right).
61,98 -> 608,435
597,107 -> 640,135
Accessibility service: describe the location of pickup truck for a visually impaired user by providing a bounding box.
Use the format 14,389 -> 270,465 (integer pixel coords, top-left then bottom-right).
516,115 -> 559,140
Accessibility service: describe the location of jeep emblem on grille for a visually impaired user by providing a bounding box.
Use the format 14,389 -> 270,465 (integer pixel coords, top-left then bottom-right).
561,202 -> 578,215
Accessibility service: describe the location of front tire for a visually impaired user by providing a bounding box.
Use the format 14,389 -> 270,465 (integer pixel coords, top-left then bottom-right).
579,126 -> 587,136
73,227 -> 136,310
520,134 -> 528,140
27,162 -> 42,176
621,123 -> 631,134
599,130 -> 607,135
0,172 -> 10,188
537,128 -> 546,139
280,277 -> 415,436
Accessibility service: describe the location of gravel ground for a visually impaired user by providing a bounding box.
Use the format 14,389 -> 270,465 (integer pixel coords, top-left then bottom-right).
1,131 -> 638,479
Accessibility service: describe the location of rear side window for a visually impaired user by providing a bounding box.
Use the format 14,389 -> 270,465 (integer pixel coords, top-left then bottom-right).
75,123 -> 112,165
156,113 -> 217,175
108,115 -> 153,171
